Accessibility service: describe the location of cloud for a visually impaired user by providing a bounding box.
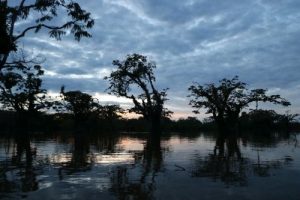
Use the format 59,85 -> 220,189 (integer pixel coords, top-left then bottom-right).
9,0 -> 300,119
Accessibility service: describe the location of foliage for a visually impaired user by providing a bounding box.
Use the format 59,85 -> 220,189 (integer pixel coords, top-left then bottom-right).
0,1 -> 16,55
171,117 -> 202,132
58,87 -> 99,122
0,0 -> 94,69
280,112 -> 299,123
105,53 -> 172,129
98,104 -> 124,120
0,62 -> 50,113
188,76 -> 290,127
240,109 -> 279,130
238,109 -> 299,132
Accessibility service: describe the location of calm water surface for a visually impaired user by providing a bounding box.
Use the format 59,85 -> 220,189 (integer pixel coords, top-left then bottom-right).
0,132 -> 299,200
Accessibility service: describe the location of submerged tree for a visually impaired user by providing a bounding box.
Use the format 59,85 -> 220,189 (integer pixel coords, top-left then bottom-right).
0,0 -> 94,69
277,111 -> 299,131
188,76 -> 290,130
240,109 -> 281,132
98,104 -> 124,120
59,87 -> 99,123
105,54 -> 172,132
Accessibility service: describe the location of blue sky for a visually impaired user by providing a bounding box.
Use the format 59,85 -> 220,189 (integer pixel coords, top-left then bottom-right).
12,0 -> 300,119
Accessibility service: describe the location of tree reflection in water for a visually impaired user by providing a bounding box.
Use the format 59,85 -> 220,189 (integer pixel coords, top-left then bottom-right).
0,131 -> 297,199
58,131 -> 91,179
57,132 -> 121,179
110,133 -> 164,200
191,131 -> 294,186
0,133 -> 39,197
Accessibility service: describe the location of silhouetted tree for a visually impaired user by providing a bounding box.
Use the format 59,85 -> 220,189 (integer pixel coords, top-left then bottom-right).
95,104 -> 124,131
59,87 -> 99,124
0,62 -> 50,128
0,0 -> 94,69
0,1 -> 16,56
284,113 -> 299,123
277,111 -> 299,131
188,76 -> 290,131
240,109 -> 280,132
105,54 -> 172,133
172,117 -> 202,132
98,104 -> 124,120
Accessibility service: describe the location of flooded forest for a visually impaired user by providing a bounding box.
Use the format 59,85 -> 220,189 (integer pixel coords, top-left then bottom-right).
1,0 -> 300,199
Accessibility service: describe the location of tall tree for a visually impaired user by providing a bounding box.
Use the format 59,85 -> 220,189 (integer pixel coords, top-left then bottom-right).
188,76 -> 290,130
0,0 -> 94,69
105,54 -> 172,133
59,87 -> 99,123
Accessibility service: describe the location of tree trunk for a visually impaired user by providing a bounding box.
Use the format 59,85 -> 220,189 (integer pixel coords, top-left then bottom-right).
151,115 -> 161,136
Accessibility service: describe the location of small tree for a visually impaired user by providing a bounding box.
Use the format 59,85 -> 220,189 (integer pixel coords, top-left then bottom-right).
59,87 -> 99,123
0,0 -> 94,69
241,109 -> 280,131
0,63 -> 50,115
105,54 -> 172,132
278,111 -> 299,131
98,104 -> 124,121
188,76 -> 290,130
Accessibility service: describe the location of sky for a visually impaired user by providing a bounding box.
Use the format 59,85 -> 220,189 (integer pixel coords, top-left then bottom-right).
11,0 -> 300,119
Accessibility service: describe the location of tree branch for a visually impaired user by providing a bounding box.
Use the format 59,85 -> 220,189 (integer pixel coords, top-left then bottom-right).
14,20 -> 78,41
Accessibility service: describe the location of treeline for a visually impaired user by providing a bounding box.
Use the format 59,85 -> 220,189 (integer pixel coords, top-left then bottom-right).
0,54 -> 299,134
0,109 -> 298,134
0,53 -> 298,134
0,111 -> 201,133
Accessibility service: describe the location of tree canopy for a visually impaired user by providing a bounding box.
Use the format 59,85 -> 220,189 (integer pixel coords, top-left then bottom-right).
59,87 -> 99,122
0,0 -> 94,69
105,53 -> 172,131
188,76 -> 290,128
0,62 -> 50,114
98,104 -> 124,121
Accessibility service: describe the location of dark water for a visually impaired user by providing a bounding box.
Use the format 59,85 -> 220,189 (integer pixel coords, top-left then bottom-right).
0,132 -> 299,200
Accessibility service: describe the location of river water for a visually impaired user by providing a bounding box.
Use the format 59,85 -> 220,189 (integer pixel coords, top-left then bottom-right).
0,132 -> 299,200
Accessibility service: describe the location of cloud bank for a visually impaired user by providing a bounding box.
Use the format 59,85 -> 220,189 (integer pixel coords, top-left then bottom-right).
12,0 -> 300,119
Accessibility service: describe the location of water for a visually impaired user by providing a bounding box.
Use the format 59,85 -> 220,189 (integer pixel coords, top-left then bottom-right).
0,132 -> 299,200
